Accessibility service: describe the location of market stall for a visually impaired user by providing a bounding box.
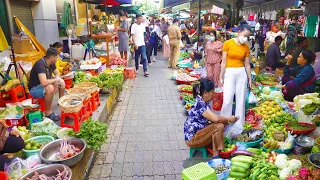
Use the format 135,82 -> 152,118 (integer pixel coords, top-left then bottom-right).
172,35 -> 320,179
0,0 -> 132,178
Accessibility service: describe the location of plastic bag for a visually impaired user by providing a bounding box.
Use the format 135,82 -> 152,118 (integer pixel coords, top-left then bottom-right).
171,71 -> 178,80
31,118 -> 61,138
245,91 -> 257,110
297,109 -> 320,125
248,91 -> 257,104
256,119 -> 265,130
4,158 -> 30,180
25,154 -> 41,169
225,120 -> 244,139
212,88 -> 223,111
281,132 -> 296,151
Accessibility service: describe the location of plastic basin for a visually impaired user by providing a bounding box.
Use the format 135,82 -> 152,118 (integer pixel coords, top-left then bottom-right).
22,136 -> 55,157
261,144 -> 294,154
234,136 -> 264,148
207,158 -> 231,180
285,122 -> 316,135
207,146 -> 238,159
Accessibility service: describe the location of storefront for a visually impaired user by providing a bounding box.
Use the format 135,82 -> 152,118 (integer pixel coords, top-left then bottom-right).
10,0 -> 35,35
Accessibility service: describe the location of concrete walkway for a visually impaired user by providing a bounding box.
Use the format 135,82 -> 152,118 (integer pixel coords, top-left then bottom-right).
88,55 -> 190,179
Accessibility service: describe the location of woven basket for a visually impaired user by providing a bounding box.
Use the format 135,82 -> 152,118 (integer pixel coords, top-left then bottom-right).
67,88 -> 91,100
58,95 -> 84,113
61,72 -> 75,79
74,82 -> 99,94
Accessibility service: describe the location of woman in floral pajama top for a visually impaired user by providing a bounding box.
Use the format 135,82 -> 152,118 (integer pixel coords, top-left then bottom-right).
184,79 -> 237,157
205,31 -> 223,87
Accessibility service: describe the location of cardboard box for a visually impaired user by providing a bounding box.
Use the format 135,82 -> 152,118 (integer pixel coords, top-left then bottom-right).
12,35 -> 32,54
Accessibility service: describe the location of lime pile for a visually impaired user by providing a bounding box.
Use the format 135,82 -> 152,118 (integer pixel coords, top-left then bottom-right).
24,140 -> 42,150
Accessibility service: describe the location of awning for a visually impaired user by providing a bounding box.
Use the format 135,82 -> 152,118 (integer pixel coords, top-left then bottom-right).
164,0 -> 190,8
239,0 -> 300,15
172,2 -> 190,13
79,0 -> 132,5
190,0 -> 228,14
96,5 -> 142,14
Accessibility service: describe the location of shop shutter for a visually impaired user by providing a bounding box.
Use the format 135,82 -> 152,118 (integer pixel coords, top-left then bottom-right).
10,0 -> 34,34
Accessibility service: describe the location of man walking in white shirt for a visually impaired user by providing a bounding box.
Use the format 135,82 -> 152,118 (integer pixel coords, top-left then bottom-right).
131,14 -> 149,77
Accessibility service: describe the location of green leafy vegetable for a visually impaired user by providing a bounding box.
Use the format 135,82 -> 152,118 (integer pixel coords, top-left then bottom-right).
69,117 -> 108,151
74,71 -> 86,84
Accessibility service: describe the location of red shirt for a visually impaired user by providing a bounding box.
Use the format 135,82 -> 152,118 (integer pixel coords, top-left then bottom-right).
189,28 -> 196,35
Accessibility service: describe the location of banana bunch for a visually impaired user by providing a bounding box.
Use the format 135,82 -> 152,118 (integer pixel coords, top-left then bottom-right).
262,139 -> 280,149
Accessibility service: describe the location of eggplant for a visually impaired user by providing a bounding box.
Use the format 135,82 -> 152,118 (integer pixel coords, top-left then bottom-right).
231,150 -> 253,157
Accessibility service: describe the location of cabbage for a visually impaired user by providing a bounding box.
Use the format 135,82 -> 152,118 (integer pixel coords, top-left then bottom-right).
275,154 -> 289,169
280,167 -> 292,179
262,87 -> 271,95
288,159 -> 302,172
293,93 -> 320,110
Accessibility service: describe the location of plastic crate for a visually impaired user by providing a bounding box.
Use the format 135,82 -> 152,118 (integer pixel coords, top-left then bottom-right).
22,135 -> 54,157
182,162 -> 217,180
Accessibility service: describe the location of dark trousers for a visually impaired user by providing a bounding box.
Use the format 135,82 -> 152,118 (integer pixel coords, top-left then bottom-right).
135,45 -> 148,72
282,76 -> 304,101
149,43 -> 158,57
259,36 -> 266,52
0,135 -> 25,171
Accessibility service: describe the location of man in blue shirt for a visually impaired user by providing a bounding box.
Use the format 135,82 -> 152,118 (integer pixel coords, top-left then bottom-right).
266,36 -> 285,70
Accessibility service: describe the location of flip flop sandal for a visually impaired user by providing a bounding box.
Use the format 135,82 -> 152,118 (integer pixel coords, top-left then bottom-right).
46,113 -> 60,122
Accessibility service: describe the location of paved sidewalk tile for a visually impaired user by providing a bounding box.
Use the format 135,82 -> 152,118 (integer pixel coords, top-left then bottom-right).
89,56 -> 188,179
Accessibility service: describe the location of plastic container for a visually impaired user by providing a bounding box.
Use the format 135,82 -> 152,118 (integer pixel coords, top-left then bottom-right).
57,128 -> 73,139
22,136 -> 55,157
285,122 -> 316,135
207,146 -> 238,159
261,145 -> 294,154
26,111 -> 44,130
234,136 -> 264,148
207,158 -> 231,180
71,43 -> 85,61
63,78 -> 73,89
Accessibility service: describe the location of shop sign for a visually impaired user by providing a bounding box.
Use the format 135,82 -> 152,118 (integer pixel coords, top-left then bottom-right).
211,5 -> 224,15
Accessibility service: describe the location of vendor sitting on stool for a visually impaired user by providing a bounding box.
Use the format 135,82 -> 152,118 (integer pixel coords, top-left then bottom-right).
190,38 -> 204,61
50,42 -> 70,75
278,50 -> 316,101
0,120 -> 24,171
28,48 -> 65,121
184,78 -> 238,157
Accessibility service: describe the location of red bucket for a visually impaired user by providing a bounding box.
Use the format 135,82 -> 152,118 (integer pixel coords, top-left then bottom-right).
0,171 -> 8,180
212,91 -> 223,111
63,78 -> 73,89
